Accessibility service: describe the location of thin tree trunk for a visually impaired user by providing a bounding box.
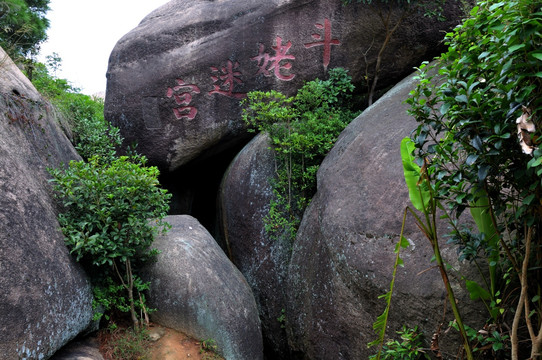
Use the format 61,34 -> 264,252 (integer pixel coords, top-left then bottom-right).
511,226 -> 532,360
368,6 -> 408,106
125,259 -> 139,329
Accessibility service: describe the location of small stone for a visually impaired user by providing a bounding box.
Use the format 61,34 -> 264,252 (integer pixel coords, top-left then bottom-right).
147,327 -> 166,342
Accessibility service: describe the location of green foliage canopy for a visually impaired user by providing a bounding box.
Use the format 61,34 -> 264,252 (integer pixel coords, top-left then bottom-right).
31,56 -> 119,161
408,0 -> 542,235
49,155 -> 170,267
242,68 -> 358,242
49,155 -> 171,327
0,0 -> 49,59
407,0 -> 542,357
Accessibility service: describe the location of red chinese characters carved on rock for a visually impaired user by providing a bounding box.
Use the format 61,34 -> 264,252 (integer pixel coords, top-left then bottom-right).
304,18 -> 340,70
166,78 -> 201,120
251,36 -> 296,81
209,60 -> 247,99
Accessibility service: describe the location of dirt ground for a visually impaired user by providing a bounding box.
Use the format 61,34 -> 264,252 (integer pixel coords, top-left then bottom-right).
97,324 -> 224,360
148,325 -> 224,360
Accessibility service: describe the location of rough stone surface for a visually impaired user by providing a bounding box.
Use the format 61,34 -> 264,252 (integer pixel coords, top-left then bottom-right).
218,133 -> 292,358
142,215 -> 263,360
50,335 -> 103,360
0,47 -> 94,359
104,0 -> 466,172
285,68 -> 485,359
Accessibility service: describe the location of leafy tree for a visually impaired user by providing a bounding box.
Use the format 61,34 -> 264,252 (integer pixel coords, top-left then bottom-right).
49,155 -> 171,328
406,0 -> 542,358
0,0 -> 49,69
242,68 -> 359,243
32,55 -> 115,158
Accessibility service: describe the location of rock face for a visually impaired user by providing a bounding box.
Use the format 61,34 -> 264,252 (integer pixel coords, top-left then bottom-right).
0,47 -> 94,359
104,0 -> 465,172
142,215 -> 263,360
219,133 -> 292,358
285,69 -> 485,359
49,335 -> 103,360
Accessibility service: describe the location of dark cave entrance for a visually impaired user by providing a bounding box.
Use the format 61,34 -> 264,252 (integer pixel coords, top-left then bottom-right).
158,138 -> 251,240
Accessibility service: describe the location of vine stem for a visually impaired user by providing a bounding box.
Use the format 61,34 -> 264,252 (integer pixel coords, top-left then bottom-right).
410,174 -> 474,360
371,207 -> 410,360
511,226 -> 532,359
429,228 -> 474,360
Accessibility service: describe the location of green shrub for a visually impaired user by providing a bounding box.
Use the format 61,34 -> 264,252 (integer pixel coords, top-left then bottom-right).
74,116 -> 122,163
242,68 -> 359,243
370,326 -> 430,360
48,155 -> 171,327
406,0 -> 542,357
31,55 -> 108,150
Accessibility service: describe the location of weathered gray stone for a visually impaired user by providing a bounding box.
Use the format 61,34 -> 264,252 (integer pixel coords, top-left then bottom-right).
104,0 -> 465,172
218,133 -> 292,358
50,335 -> 103,360
285,68 -> 485,359
142,215 -> 263,360
0,47 -> 94,359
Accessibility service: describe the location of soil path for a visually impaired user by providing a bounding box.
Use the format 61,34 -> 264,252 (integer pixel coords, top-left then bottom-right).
148,325 -> 223,360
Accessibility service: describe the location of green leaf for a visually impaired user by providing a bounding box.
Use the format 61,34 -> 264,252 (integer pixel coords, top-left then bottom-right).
466,154 -> 478,166
531,52 -> 542,61
400,137 -> 430,212
466,280 -> 491,300
509,44 -> 525,52
528,156 -> 542,168
400,235 -> 410,249
523,193 -> 536,205
478,165 -> 490,181
440,102 -> 451,114
455,94 -> 468,103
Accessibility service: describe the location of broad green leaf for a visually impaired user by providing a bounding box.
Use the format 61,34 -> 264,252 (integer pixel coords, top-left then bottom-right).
528,156 -> 542,168
509,44 -> 525,52
470,186 -> 499,297
470,186 -> 498,249
455,94 -> 468,103
400,137 -> 430,212
523,193 -> 536,205
531,52 -> 542,61
466,154 -> 478,166
466,280 -> 491,300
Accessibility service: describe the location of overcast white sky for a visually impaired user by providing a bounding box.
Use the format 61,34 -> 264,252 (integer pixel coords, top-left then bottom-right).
38,0 -> 170,95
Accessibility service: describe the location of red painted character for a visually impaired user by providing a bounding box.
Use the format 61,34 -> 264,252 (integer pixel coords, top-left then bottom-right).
166,78 -> 201,120
251,36 -> 296,81
304,18 -> 340,70
209,60 -> 247,99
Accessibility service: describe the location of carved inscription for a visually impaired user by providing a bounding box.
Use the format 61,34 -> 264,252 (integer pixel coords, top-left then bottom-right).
165,18 -> 342,120
251,36 -> 296,81
209,60 -> 247,99
166,78 -> 201,120
304,18 -> 340,70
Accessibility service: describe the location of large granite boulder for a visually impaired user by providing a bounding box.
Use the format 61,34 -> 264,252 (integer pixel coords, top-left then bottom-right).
104,0 -> 466,172
219,133 -> 292,358
285,69 -> 485,358
49,335 -> 103,360
142,215 -> 263,360
0,47 -> 94,359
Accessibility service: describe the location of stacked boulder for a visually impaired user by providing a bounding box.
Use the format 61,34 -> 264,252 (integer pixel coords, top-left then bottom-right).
0,47 -> 95,359
105,0 -> 464,172
104,1 -> 480,359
